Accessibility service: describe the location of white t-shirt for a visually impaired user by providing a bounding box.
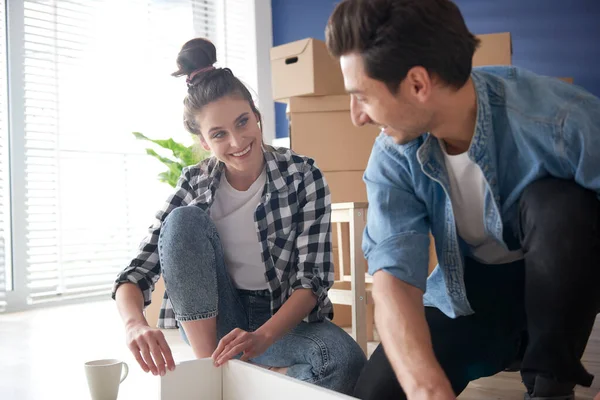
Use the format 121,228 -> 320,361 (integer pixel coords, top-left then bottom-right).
440,140 -> 523,265
210,168 -> 269,290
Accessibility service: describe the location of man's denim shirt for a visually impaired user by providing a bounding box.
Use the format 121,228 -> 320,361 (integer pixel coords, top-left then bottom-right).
363,66 -> 600,318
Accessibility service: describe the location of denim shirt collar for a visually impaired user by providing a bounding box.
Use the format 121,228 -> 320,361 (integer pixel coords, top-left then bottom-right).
416,71 -> 504,243
417,72 -> 501,202
469,72 -> 493,163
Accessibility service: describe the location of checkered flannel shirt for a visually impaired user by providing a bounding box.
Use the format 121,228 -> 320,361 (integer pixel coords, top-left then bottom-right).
111,146 -> 334,329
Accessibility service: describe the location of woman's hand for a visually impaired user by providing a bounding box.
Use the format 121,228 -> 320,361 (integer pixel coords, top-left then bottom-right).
125,321 -> 175,376
212,328 -> 273,366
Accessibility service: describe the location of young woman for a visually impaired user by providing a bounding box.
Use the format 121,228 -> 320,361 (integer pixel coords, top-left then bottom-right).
112,38 -> 366,395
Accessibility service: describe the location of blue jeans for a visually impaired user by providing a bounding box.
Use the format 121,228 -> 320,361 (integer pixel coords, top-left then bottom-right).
158,206 -> 366,395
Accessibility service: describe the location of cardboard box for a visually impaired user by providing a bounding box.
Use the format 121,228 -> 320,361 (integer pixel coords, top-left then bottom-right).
324,171 -> 367,203
473,32 -> 512,66
288,95 -> 379,172
270,38 -> 346,102
160,359 -> 355,399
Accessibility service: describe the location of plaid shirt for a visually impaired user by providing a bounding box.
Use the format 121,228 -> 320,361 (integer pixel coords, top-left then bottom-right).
112,146 -> 334,329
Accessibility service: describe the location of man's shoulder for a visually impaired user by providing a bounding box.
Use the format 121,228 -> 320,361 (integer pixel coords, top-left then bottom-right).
364,133 -> 427,189
368,133 -> 424,170
474,66 -> 596,126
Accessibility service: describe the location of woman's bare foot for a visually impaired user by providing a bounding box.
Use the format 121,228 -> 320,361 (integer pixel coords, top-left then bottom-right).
268,366 -> 288,375
246,360 -> 288,375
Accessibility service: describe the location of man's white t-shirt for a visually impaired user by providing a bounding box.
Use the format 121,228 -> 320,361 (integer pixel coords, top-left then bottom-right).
210,168 -> 270,290
440,140 -> 523,264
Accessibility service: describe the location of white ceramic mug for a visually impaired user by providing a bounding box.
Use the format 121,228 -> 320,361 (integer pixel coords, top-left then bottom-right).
84,359 -> 129,400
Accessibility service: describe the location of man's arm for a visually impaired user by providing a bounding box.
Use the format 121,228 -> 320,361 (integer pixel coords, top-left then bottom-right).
362,137 -> 455,399
373,271 -> 454,399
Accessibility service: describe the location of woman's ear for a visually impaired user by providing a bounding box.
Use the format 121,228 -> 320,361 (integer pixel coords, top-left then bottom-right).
198,134 -> 211,151
255,113 -> 262,131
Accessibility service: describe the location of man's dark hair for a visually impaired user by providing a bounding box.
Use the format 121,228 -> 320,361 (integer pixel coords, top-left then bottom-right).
326,0 -> 480,93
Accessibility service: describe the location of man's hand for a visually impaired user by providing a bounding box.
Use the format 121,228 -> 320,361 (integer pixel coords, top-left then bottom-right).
409,385 -> 457,400
211,328 -> 274,366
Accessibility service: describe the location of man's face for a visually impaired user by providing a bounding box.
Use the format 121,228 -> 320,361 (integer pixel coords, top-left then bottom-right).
339,52 -> 433,144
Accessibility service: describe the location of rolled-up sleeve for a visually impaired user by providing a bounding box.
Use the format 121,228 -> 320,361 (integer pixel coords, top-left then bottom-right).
362,138 -> 431,292
290,160 -> 334,320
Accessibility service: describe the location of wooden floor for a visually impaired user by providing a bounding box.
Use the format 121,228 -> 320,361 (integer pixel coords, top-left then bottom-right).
0,301 -> 598,399
460,314 -> 600,399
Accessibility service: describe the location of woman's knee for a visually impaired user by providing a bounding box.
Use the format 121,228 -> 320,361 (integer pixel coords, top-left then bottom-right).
162,206 -> 214,237
159,206 -> 222,282
304,322 -> 366,393
328,325 -> 367,376
159,207 -> 217,260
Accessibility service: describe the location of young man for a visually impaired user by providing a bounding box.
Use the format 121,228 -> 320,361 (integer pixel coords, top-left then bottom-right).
326,1 -> 600,399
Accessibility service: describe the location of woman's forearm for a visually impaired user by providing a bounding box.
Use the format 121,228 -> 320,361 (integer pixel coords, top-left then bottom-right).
115,283 -> 148,328
256,288 -> 317,342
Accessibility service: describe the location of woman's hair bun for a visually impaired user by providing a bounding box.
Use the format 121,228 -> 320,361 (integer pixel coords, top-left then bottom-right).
172,38 -> 217,77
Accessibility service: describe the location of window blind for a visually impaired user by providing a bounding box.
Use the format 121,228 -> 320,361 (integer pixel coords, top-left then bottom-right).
22,0 -> 218,304
0,0 -> 8,312
217,0 -> 257,95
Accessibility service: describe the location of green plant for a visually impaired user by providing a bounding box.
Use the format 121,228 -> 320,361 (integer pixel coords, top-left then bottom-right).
132,132 -> 211,188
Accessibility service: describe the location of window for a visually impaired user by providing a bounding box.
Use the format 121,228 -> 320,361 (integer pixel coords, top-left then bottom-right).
0,0 -> 272,312
0,0 -> 9,312
216,0 -> 257,95
19,0 -> 221,305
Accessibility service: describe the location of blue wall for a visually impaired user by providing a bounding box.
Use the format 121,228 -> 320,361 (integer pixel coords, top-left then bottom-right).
271,0 -> 600,139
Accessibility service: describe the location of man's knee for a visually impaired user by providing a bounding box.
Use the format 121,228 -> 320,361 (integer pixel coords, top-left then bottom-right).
520,178 -> 599,241
520,178 -> 600,307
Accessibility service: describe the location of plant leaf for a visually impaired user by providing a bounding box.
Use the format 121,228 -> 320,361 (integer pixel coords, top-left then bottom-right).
133,132 -> 204,165
132,131 -> 212,188
132,131 -> 150,141
157,171 -> 179,188
145,148 -> 175,165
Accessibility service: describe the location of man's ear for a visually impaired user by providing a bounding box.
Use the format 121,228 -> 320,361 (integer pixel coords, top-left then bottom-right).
405,66 -> 433,103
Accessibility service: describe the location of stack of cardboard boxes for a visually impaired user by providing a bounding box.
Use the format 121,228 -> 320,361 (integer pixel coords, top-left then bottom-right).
269,33 -> 514,329
271,38 -> 378,204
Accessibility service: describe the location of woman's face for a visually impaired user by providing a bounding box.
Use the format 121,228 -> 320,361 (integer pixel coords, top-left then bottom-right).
195,96 -> 263,174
